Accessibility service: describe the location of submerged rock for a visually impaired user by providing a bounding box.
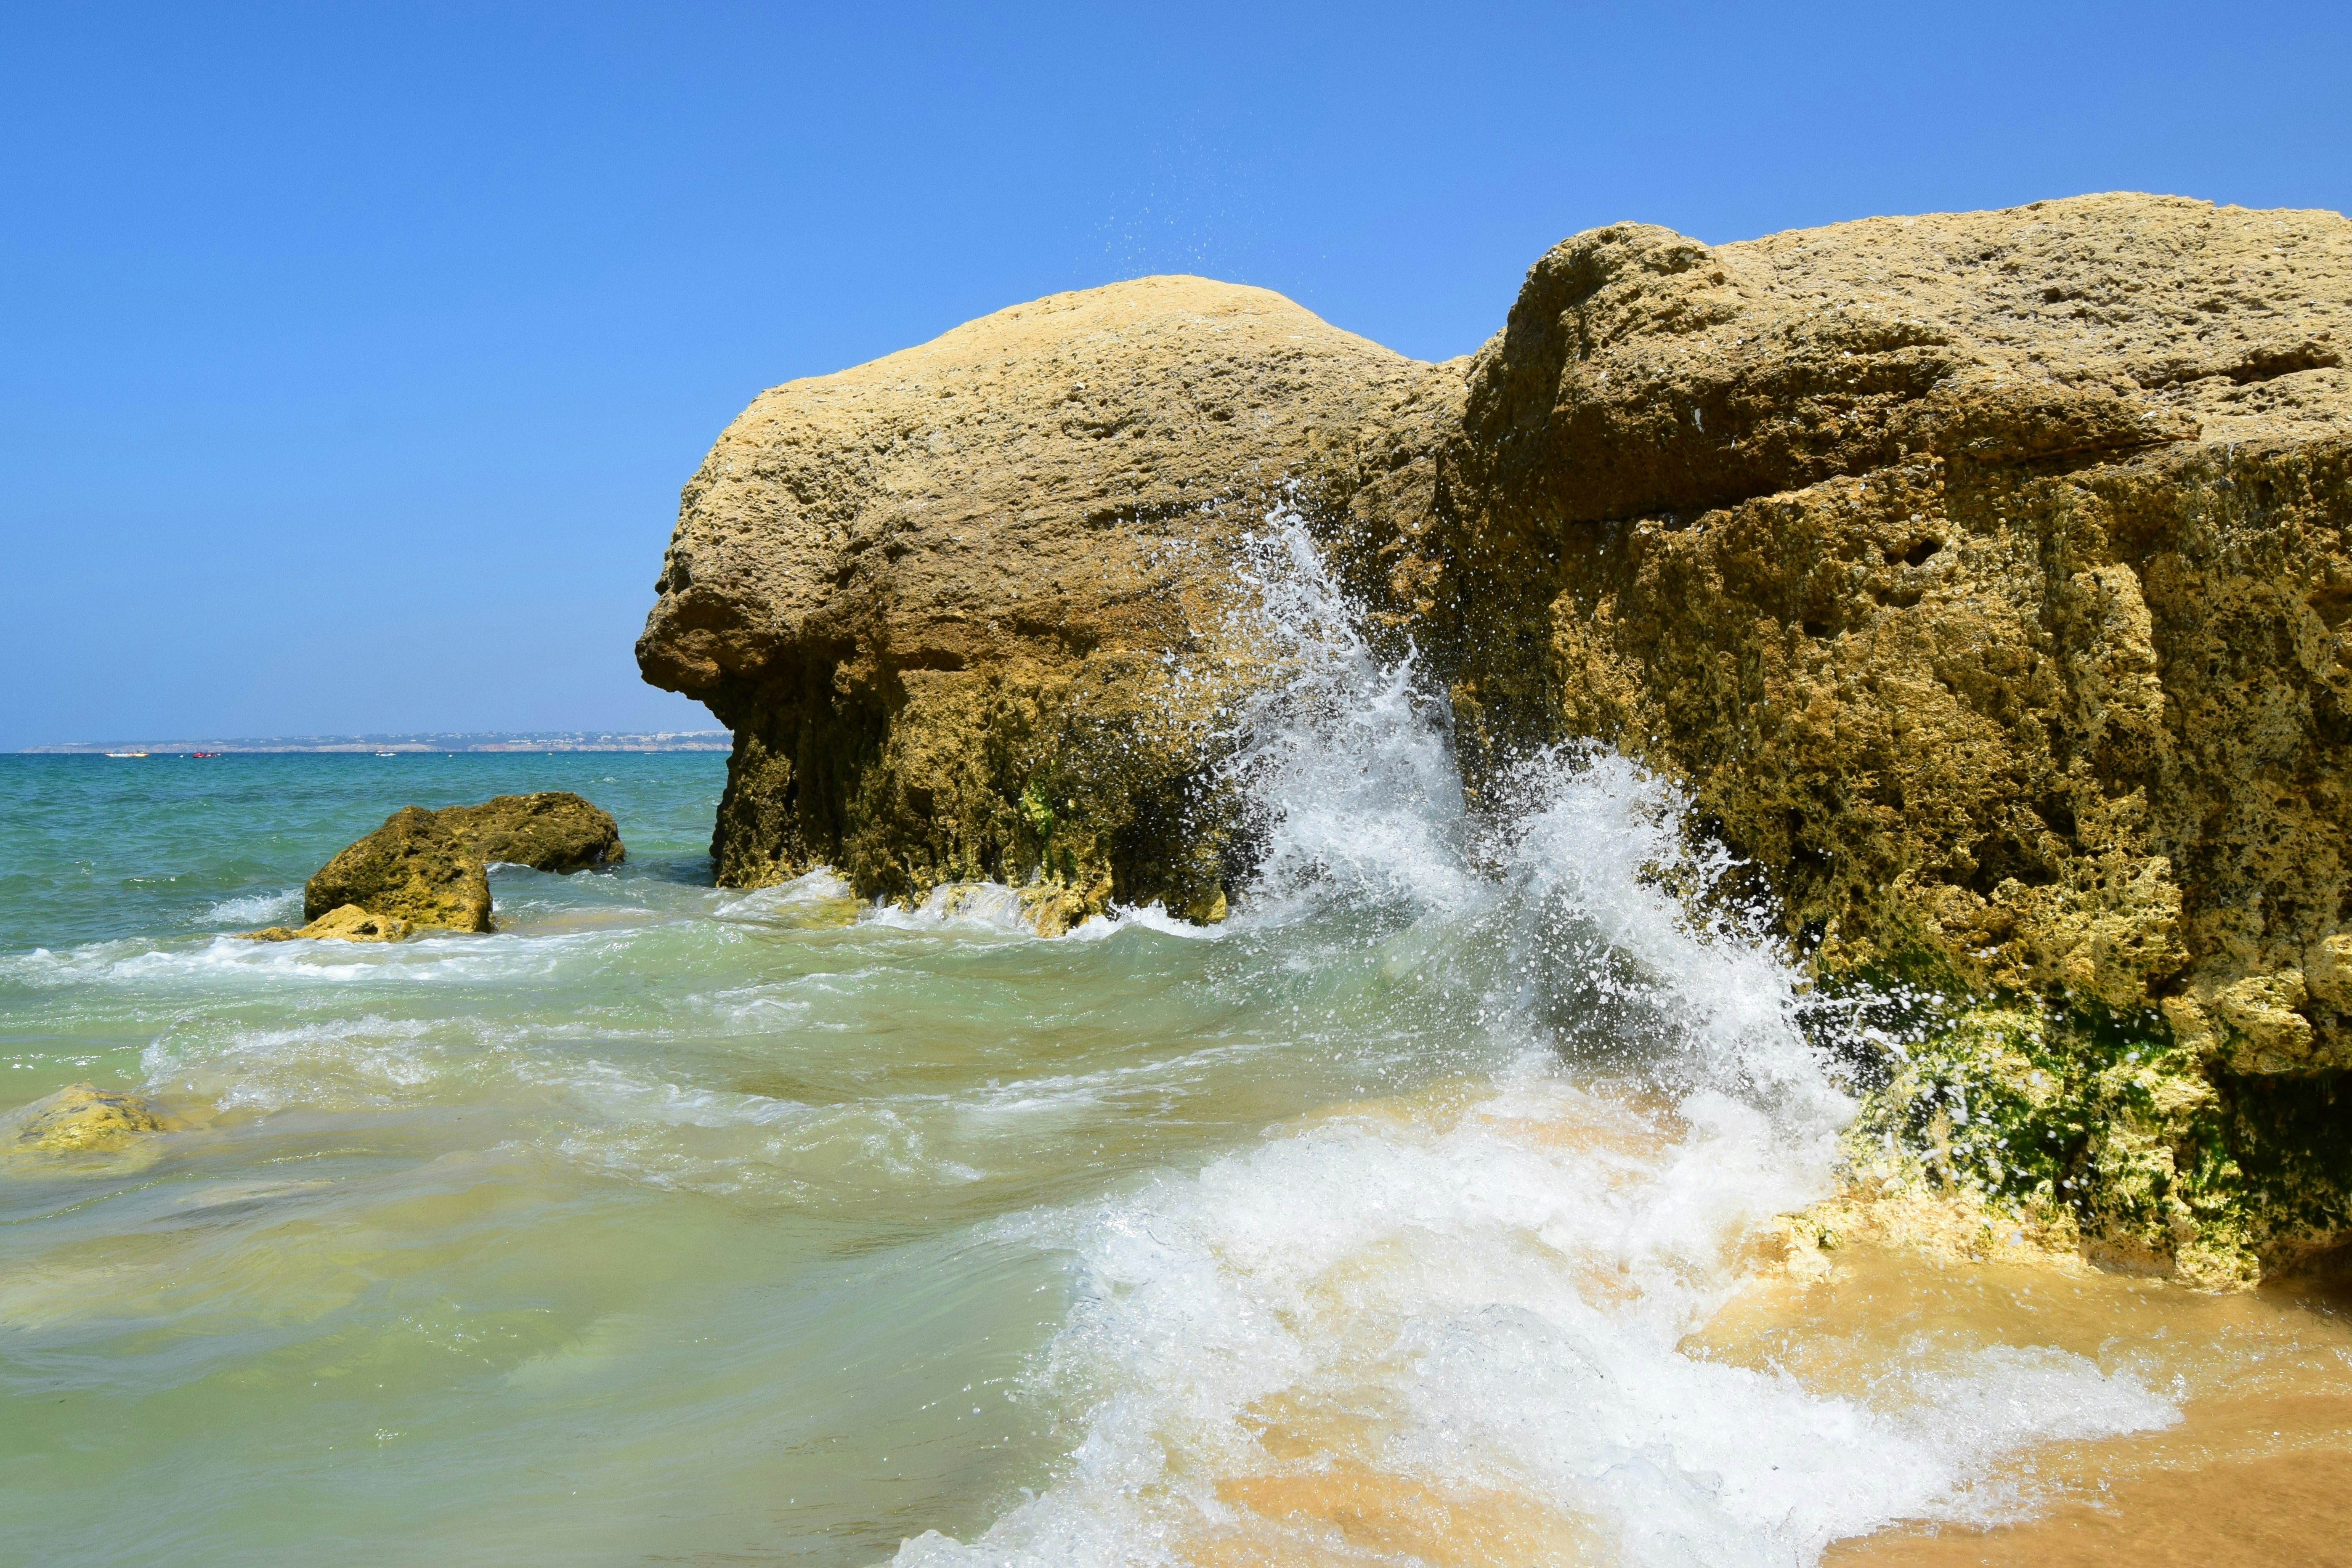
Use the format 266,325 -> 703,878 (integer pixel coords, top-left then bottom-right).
301,792 -> 624,932
640,193 -> 2352,1280
4,1083 -> 179,1155
244,903 -> 415,943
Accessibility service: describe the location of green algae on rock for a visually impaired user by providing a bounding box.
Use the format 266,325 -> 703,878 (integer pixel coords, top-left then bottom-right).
301,792 -> 624,932
639,194 -> 2352,1282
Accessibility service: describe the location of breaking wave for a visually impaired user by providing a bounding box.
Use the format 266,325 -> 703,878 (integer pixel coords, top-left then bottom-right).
891,510 -> 2177,1567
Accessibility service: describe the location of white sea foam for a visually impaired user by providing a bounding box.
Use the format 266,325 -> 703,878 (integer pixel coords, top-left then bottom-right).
3,924 -> 623,993
865,882 -> 1040,934
714,867 -> 857,919
1065,902 -> 1226,942
854,881 -> 1217,943
1217,515 -> 1476,922
139,1009 -> 812,1132
903,1068 -> 2171,1566
543,1056 -> 807,1130
142,1012 -> 449,1109
894,510 -> 2179,1567
202,887 -> 302,925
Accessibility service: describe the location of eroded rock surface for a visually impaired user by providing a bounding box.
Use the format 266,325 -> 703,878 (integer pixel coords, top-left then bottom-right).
305,806 -> 494,930
457,791 -> 626,873
1429,195 -> 2351,1037
245,903 -> 416,943
301,792 -> 623,931
637,275 -> 1458,920
640,194 -> 2352,1281
1415,194 -> 2352,1282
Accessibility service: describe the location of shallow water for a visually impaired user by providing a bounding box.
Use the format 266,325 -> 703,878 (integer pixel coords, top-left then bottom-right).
6,538 -> 2349,1567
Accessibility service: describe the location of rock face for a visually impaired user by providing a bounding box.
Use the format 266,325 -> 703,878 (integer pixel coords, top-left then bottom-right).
300,793 -> 624,931
4,1083 -> 178,1154
1431,194 -> 2351,1033
637,275 -> 1457,923
1413,194 -> 2352,1283
640,194 -> 2352,1281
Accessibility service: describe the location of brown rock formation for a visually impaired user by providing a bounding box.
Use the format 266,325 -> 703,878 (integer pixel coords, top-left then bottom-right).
301,792 -> 624,931
639,193 -> 2352,1279
1427,194 -> 2352,1067
456,791 -> 626,874
637,275 -> 1457,919
1408,194 -> 2351,1282
305,806 -> 494,930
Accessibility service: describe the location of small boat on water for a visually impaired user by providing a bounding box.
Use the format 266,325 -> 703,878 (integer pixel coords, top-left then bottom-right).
102,751 -> 148,759
375,750 -> 397,757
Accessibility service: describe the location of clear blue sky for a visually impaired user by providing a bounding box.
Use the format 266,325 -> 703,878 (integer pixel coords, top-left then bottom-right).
4,1 -> 2344,748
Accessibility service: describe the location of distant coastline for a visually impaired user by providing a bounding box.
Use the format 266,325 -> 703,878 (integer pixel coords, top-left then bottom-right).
18,730 -> 733,755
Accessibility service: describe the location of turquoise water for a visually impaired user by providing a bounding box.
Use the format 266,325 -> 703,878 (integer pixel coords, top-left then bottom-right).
0,753 -> 725,954
0,751 -> 1529,1564
0,563 -> 2291,1567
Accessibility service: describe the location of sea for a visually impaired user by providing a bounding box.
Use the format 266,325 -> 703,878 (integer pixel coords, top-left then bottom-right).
7,533 -> 2352,1567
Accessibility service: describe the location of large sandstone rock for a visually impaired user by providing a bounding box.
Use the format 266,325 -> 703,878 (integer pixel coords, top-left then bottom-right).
301,792 -> 624,931
637,275 -> 1457,920
1429,196 -> 2352,1060
639,195 -> 2352,1281
1415,193 -> 2352,1282
304,806 -> 493,930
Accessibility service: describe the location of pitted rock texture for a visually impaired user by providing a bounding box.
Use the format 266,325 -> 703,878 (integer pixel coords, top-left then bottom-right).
305,806 -> 491,931
454,791 -> 626,874
1425,194 -> 2352,1077
637,275 -> 1459,919
1409,193 -> 2352,1282
245,903 -> 417,943
302,793 -> 623,931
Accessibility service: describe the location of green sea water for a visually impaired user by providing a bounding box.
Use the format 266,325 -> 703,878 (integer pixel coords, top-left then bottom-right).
0,750 -> 1526,1565
2,577 -> 2309,1567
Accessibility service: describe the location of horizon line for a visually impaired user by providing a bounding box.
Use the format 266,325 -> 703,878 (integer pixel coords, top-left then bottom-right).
16,728 -> 733,756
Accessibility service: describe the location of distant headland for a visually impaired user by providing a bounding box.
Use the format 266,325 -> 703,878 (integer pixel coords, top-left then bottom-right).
19,730 -> 731,755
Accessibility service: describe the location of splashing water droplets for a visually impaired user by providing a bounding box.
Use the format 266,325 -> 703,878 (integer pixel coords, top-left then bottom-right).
1216,509 -> 1476,919
897,510 -> 2175,1568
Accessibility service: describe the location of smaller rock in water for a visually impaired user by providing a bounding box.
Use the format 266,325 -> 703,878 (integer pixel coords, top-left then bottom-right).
4,1083 -> 179,1154
450,792 -> 626,873
300,792 -> 625,932
305,806 -> 492,931
243,903 -> 416,943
